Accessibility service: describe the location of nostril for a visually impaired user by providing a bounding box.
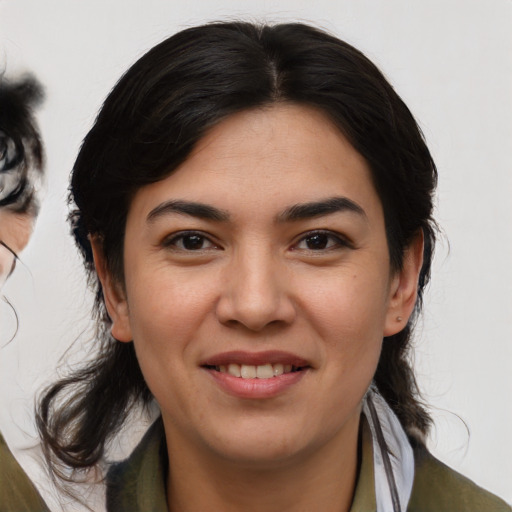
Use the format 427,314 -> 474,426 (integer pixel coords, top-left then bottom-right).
215,292 -> 296,332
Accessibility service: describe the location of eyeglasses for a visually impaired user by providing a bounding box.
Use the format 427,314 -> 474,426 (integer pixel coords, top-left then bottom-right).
0,240 -> 18,288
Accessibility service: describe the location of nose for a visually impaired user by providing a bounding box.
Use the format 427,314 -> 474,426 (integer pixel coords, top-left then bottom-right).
215,248 -> 296,332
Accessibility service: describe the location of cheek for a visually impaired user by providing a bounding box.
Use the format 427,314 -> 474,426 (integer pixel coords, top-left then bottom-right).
124,274 -> 206,409
0,212 -> 33,254
299,268 -> 391,339
124,264 -> 221,352
297,267 -> 388,387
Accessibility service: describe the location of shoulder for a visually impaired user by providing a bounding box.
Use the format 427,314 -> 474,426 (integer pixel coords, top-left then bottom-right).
0,432 -> 50,512
408,442 -> 511,512
106,418 -> 168,511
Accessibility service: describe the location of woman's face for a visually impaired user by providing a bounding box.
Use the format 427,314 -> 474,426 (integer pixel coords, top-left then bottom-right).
98,104 -> 420,467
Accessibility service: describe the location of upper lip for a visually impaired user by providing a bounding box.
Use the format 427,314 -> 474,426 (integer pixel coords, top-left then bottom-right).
201,350 -> 311,368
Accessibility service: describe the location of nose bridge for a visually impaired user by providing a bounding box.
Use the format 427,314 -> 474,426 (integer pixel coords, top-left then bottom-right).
216,241 -> 295,330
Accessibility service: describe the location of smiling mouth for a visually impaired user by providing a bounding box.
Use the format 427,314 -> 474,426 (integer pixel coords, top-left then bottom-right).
203,363 -> 308,379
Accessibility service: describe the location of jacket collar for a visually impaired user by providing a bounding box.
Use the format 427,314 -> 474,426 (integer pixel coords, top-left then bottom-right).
107,416 -> 377,511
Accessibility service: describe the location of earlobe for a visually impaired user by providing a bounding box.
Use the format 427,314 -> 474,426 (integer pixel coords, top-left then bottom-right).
90,237 -> 133,342
383,231 -> 424,337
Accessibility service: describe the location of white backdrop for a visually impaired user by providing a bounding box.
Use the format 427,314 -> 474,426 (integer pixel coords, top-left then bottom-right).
1,0 -> 511,509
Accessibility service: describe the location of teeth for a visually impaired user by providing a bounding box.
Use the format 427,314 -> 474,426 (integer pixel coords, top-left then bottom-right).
241,364 -> 257,379
227,364 -> 241,377
256,364 -> 274,379
273,363 -> 284,376
218,363 -> 299,379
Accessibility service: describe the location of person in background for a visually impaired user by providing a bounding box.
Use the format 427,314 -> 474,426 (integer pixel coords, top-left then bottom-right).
0,74 -> 49,511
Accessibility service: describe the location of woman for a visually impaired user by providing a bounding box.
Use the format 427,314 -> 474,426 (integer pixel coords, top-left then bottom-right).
0,75 -> 49,510
38,22 -> 510,511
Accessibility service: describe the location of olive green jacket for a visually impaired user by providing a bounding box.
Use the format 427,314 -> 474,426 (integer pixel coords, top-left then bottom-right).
107,418 -> 511,511
0,432 -> 50,512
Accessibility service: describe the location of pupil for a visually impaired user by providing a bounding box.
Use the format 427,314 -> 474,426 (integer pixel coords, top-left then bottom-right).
183,235 -> 204,250
306,234 -> 328,250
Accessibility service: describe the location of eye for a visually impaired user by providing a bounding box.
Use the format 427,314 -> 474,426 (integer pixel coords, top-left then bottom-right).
163,231 -> 219,252
293,230 -> 351,251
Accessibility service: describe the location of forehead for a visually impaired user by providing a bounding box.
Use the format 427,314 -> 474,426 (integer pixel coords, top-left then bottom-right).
128,104 -> 383,223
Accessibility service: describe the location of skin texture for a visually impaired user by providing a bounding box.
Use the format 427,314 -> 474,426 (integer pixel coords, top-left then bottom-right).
0,210 -> 33,285
94,104 -> 423,512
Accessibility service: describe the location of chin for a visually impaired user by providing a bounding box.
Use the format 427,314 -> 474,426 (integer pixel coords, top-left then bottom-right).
201,416 -> 333,468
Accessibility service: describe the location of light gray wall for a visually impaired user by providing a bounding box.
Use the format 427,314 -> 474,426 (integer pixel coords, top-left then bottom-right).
1,0 -> 511,508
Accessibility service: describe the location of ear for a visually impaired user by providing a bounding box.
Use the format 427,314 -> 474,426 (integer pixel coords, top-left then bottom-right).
90,236 -> 133,342
383,231 -> 424,337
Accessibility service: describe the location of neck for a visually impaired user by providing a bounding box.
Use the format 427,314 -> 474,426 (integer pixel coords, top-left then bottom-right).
164,415 -> 361,512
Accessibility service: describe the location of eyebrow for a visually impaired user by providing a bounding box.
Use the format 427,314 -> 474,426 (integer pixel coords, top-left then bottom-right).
147,200 -> 230,223
276,196 -> 366,222
146,196 -> 366,225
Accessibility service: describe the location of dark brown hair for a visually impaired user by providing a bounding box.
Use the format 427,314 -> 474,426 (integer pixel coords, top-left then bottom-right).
38,21 -> 437,481
0,74 -> 45,215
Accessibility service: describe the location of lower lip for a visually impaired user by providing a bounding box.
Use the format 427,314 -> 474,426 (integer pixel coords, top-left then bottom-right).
205,368 -> 308,399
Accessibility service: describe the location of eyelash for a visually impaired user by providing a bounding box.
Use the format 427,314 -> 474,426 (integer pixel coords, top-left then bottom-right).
292,230 -> 353,252
162,231 -> 220,252
162,229 -> 352,253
